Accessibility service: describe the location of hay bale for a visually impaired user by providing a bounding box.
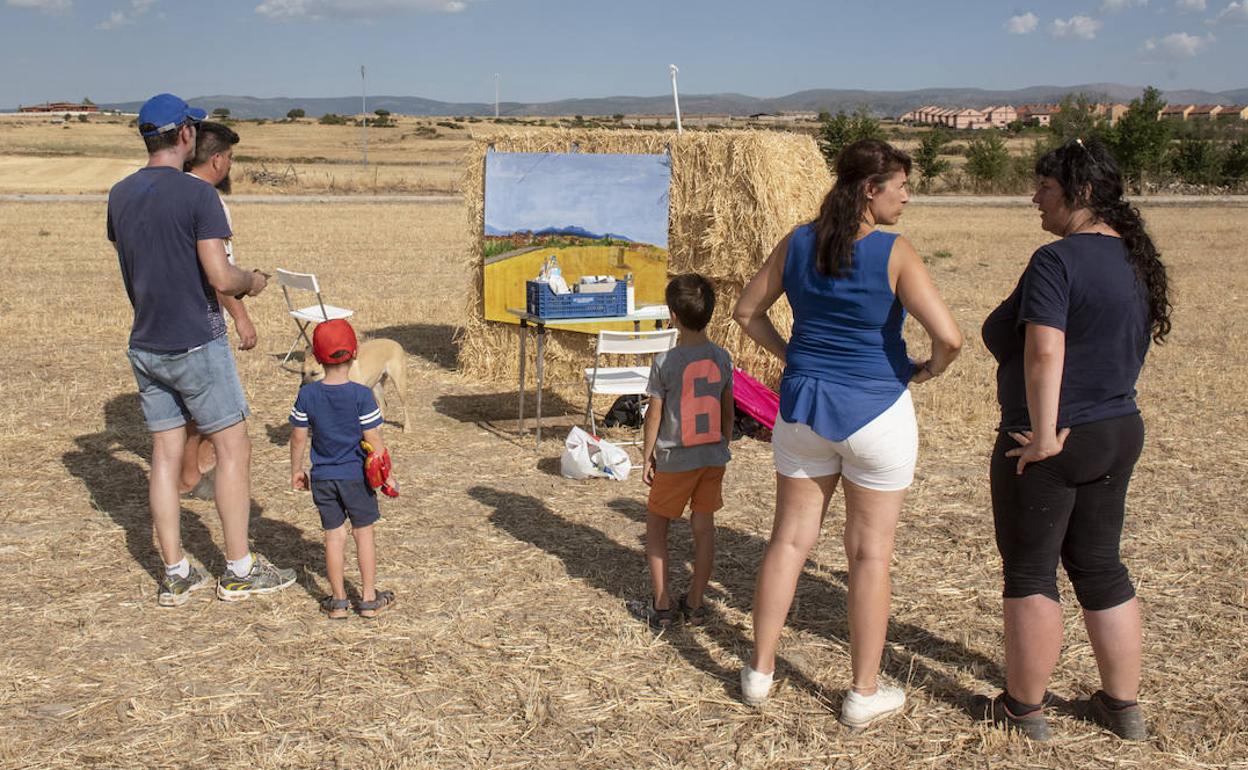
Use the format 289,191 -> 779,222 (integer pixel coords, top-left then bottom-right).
458,129 -> 829,389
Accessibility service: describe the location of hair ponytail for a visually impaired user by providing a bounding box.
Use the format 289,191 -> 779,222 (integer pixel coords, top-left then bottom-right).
813,139 -> 912,277
1098,199 -> 1172,343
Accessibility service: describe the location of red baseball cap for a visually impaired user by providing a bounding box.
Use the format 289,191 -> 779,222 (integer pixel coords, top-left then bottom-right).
312,319 -> 357,364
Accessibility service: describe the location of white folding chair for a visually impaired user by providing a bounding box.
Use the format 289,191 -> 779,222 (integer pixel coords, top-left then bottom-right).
584,329 -> 678,438
276,268 -> 354,369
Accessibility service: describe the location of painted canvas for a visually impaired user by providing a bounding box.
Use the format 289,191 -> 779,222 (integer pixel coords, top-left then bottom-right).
483,151 -> 671,328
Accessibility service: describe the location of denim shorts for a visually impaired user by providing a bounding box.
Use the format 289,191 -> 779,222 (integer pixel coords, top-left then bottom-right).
311,478 -> 380,530
127,336 -> 250,434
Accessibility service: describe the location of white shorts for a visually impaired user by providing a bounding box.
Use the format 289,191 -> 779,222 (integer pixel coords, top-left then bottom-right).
772,389 -> 917,491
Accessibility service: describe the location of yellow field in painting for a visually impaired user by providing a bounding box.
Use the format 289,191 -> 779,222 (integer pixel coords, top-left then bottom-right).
483,243 -> 668,332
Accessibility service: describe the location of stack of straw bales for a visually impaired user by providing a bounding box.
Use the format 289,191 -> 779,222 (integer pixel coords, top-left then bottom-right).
459,129 -> 831,388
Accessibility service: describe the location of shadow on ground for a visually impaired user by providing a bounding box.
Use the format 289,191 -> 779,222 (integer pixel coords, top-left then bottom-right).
469,483 -> 1003,716
62,393 -> 327,598
602,497 -> 1005,713
434,390 -> 581,423
368,323 -> 461,371
471,485 -> 842,709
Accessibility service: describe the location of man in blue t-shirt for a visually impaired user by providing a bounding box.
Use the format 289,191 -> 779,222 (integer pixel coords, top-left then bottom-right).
107,93 -> 294,608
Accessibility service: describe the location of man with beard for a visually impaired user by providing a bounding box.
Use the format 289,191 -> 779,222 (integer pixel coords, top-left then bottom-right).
109,93 -> 294,606
180,121 -> 257,498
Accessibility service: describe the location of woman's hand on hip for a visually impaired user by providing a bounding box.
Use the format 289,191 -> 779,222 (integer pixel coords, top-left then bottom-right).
909,359 -> 935,384
1005,428 -> 1070,475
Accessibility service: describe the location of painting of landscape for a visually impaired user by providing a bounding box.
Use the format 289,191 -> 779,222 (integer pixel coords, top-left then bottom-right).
482,151 -> 670,327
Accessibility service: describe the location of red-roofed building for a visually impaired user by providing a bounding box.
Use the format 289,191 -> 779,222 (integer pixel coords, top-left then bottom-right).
1158,104 -> 1194,121
19,101 -> 98,113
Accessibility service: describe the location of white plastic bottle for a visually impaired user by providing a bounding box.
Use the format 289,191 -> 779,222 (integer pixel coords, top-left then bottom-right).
625,272 -> 635,315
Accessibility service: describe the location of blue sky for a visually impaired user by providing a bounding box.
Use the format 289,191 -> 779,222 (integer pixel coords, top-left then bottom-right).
484,152 -> 671,247
2,0 -> 1246,108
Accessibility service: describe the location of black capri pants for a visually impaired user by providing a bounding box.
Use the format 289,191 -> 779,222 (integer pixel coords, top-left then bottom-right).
990,412 -> 1144,611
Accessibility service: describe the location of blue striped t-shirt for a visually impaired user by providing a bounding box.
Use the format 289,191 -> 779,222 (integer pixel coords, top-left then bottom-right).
290,381 -> 383,480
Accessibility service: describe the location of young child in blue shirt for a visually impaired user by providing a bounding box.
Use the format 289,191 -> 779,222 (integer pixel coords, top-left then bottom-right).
289,319 -> 397,619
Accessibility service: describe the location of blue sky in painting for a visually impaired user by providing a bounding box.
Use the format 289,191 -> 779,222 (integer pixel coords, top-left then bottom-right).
484,152 -> 671,249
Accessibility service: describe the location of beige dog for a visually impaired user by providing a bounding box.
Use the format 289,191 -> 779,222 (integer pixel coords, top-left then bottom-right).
302,338 -> 410,433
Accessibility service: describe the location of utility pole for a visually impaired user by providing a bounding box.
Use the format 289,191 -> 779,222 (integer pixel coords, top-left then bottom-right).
360,64 -> 368,166
669,64 -> 682,134
494,73 -> 500,119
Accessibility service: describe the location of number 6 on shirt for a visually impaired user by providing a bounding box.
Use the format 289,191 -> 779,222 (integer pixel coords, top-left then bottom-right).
680,360 -> 723,446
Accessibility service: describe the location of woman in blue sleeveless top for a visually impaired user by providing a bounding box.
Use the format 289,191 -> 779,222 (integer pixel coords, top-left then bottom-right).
733,140 -> 963,727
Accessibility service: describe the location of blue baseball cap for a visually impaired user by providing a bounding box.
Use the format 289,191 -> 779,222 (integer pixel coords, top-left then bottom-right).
137,93 -> 206,137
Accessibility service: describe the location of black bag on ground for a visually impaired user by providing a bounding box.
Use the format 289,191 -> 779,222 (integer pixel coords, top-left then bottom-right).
603,395 -> 644,428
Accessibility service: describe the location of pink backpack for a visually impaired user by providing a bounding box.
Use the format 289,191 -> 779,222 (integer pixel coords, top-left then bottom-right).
733,367 -> 779,431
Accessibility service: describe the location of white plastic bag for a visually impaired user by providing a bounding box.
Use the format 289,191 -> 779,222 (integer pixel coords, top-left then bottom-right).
560,426 -> 631,481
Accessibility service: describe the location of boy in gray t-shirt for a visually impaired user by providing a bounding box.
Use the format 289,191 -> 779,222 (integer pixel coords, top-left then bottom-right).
629,274 -> 734,631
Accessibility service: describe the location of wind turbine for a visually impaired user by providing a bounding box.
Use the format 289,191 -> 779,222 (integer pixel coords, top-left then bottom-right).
670,64 -> 682,134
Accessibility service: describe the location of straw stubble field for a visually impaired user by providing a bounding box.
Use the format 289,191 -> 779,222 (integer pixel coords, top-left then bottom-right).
0,199 -> 1244,770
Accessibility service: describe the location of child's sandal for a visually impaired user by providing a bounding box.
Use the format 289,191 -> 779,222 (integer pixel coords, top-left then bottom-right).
679,594 -> 709,626
320,596 -> 350,620
356,589 -> 396,618
626,598 -> 679,632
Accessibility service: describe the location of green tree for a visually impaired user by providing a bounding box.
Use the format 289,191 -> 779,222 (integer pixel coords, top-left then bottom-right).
819,107 -> 883,167
913,127 -> 952,191
1107,86 -> 1172,192
1169,139 -> 1222,185
817,109 -> 832,123
1222,138 -> 1248,184
286,108 -> 306,120
319,113 -> 348,125
212,107 -> 230,119
81,97 -> 95,106
965,131 -> 1011,191
1048,93 -> 1106,144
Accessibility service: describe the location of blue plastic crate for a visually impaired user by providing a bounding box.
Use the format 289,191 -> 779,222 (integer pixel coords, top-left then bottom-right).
526,280 -> 627,319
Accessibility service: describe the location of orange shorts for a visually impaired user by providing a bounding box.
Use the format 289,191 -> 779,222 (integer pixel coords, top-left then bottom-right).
647,466 -> 725,519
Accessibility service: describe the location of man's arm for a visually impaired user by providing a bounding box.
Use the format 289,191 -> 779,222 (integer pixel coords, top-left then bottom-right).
218,292 -> 257,350
198,238 -> 266,297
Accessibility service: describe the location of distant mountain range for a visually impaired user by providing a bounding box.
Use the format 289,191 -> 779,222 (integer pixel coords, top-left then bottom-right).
20,83 -> 1246,119
485,224 -> 636,242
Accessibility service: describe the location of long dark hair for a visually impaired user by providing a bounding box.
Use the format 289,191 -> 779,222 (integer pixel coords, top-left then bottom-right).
1036,138 -> 1172,343
813,139 -> 912,277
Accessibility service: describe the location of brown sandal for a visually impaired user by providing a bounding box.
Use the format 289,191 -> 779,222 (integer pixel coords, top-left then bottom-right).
356,589 -> 396,618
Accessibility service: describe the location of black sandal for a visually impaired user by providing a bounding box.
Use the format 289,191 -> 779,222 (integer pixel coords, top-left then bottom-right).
320,596 -> 350,620
626,598 -> 679,632
356,589 -> 396,618
679,594 -> 709,626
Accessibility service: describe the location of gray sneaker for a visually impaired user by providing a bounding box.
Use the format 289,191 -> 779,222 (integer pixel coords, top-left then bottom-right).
216,553 -> 297,602
157,564 -> 210,607
1077,690 -> 1148,741
975,693 -> 1052,741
